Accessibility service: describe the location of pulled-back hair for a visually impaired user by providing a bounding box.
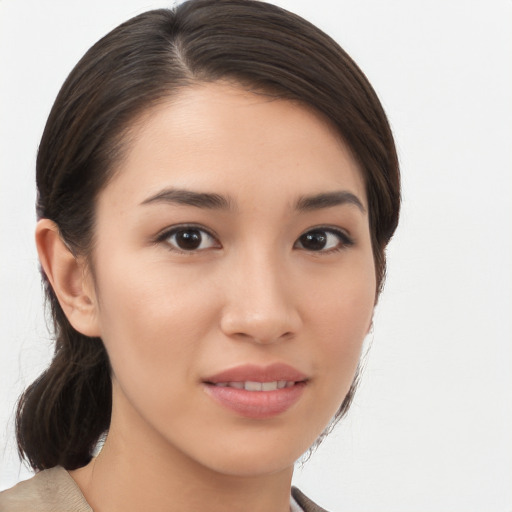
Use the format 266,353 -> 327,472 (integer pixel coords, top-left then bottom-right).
16,0 -> 400,471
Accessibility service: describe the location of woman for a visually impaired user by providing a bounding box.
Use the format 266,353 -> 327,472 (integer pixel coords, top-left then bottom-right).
0,1 -> 400,510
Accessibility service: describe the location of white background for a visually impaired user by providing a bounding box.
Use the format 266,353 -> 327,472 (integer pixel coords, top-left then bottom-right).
1,1 -> 511,511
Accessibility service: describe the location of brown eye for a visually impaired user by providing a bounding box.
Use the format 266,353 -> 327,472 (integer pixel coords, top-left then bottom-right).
163,227 -> 219,252
298,230 -> 328,250
295,228 -> 353,252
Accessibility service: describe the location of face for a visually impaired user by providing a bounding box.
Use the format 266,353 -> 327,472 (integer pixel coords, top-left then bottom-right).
87,82 -> 376,477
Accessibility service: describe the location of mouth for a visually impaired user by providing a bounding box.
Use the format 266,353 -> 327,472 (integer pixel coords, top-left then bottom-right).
204,362 -> 307,384
202,363 -> 308,419
207,380 -> 298,391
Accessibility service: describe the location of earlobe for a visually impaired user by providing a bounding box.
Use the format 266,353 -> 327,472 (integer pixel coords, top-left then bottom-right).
35,219 -> 101,337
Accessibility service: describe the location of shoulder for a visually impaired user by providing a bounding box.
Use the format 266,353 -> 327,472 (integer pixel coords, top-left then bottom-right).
292,486 -> 329,512
0,466 -> 92,512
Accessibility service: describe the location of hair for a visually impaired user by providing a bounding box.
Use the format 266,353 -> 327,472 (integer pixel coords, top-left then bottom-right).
15,0 -> 400,471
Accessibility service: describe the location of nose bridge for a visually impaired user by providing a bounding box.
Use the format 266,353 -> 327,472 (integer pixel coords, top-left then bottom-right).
220,242 -> 300,343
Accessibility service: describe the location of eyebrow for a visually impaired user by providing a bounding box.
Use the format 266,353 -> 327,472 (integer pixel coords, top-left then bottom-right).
141,187 -> 365,213
141,188 -> 234,210
295,191 -> 366,213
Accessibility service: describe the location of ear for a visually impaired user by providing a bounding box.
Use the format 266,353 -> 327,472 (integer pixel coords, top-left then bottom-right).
35,219 -> 101,337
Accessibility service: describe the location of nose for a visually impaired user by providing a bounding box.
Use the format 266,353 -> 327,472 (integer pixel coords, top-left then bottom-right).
219,249 -> 302,344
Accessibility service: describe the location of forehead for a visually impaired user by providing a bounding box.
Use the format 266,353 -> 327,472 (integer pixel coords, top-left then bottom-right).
102,82 -> 366,211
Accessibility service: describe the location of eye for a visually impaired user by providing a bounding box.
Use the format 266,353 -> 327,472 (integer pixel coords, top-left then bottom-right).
159,226 -> 220,252
294,228 -> 353,252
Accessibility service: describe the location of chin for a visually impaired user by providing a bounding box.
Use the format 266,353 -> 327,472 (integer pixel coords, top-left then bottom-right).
200,450 -> 298,478
175,425 -> 318,479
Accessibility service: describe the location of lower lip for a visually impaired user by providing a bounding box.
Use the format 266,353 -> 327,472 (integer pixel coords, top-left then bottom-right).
204,382 -> 307,419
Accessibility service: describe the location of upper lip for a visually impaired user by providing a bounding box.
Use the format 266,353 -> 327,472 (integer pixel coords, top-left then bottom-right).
203,363 -> 308,384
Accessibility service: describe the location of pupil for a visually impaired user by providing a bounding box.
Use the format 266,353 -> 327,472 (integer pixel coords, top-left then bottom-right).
176,229 -> 202,250
301,230 -> 327,250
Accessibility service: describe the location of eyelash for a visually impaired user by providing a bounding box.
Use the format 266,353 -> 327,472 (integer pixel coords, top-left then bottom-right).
155,224 -> 354,255
155,224 -> 220,254
294,226 -> 354,254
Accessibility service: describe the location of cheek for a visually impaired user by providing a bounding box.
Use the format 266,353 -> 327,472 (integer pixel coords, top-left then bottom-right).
314,297 -> 372,371
93,257 -> 219,381
91,263 -> 219,431
306,261 -> 375,386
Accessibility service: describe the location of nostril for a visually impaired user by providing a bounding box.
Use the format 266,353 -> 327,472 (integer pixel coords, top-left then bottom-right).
219,289 -> 302,343
231,330 -> 296,345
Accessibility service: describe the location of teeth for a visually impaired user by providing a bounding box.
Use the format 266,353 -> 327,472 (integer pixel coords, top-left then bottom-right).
213,380 -> 296,391
261,381 -> 277,391
245,381 -> 263,391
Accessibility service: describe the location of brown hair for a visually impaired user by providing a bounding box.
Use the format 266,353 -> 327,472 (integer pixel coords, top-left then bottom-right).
16,0 -> 400,471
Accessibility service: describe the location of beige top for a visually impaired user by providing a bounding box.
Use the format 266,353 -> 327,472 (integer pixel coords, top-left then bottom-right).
0,467 -> 91,512
0,466 -> 327,512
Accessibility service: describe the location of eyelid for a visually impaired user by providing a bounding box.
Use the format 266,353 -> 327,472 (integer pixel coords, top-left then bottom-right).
153,223 -> 353,254
294,225 -> 355,252
154,223 -> 221,252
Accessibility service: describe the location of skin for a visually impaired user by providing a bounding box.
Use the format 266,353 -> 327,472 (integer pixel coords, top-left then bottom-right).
37,82 -> 376,512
